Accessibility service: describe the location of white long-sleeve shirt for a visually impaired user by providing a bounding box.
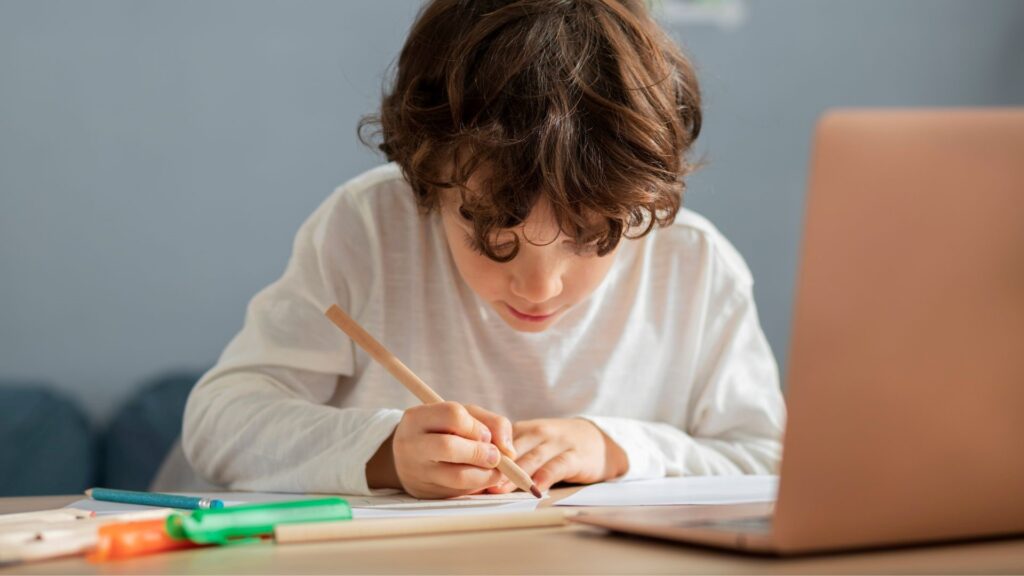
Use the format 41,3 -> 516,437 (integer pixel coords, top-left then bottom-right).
182,163 -> 786,495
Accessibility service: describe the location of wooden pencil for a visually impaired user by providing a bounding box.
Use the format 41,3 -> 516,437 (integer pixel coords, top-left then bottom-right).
274,508 -> 573,543
324,304 -> 542,498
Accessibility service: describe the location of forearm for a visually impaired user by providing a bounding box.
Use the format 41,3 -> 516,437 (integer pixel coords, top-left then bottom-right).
183,371 -> 402,494
581,416 -> 782,480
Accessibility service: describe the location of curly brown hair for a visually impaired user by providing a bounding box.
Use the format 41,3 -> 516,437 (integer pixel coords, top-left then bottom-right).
359,0 -> 702,261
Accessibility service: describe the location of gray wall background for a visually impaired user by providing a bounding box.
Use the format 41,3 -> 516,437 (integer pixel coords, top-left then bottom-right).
2,1 -> 1022,420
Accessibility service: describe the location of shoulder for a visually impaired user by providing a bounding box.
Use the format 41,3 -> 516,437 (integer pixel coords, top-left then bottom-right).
286,162 -> 420,277
647,208 -> 754,290
328,162 -> 416,218
302,162 -> 420,247
337,162 -> 410,198
281,164 -> 422,321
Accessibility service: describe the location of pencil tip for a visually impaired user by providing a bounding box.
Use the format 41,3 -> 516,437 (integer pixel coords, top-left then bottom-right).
530,485 -> 543,499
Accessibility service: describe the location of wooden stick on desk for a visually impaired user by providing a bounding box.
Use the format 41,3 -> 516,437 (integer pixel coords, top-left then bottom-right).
275,508 -> 573,544
324,304 -> 541,498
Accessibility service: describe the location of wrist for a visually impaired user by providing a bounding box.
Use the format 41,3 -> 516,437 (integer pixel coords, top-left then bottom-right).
577,418 -> 629,480
366,433 -> 402,490
602,431 -> 630,479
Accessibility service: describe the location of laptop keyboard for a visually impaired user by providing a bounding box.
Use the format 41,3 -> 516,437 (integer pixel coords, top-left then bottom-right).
680,515 -> 773,534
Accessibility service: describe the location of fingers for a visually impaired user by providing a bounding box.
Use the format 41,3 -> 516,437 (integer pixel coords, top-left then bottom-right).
393,402 -> 513,498
432,464 -> 504,491
497,444 -> 579,493
485,426 -> 548,494
511,432 -> 546,462
409,401 -> 491,442
486,437 -> 558,494
509,420 -> 555,474
424,433 -> 501,468
486,443 -> 573,494
396,411 -> 592,498
513,440 -> 564,479
464,404 -> 516,459
532,451 -> 578,492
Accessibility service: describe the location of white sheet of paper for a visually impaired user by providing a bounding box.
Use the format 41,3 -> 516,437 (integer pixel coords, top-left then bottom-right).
351,499 -> 540,519
554,475 -> 779,507
342,491 -> 538,509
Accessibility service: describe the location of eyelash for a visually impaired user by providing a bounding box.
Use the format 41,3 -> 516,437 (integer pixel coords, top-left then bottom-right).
462,233 -> 514,256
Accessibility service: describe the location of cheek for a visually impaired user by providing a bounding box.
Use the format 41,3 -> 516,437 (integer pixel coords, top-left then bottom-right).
566,255 -> 617,297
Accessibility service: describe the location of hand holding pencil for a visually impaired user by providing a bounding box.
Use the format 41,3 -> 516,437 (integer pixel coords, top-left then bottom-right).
387,401 -> 522,499
325,304 -> 542,499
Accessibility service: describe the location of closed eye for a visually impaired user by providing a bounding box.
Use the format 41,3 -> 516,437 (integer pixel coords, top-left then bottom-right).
463,233 -> 516,256
563,237 -> 601,256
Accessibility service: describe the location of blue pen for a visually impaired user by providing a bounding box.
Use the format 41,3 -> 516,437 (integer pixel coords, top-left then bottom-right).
86,487 -> 224,510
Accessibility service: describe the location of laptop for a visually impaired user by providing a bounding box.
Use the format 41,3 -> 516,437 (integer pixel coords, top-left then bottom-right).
573,108 -> 1024,555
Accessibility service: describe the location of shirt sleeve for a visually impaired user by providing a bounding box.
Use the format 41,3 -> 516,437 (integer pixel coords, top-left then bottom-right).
582,286 -> 786,480
182,185 -> 403,495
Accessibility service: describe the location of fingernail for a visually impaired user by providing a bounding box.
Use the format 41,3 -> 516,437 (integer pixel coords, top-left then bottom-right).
488,445 -> 500,466
503,433 -> 514,453
481,428 -> 492,443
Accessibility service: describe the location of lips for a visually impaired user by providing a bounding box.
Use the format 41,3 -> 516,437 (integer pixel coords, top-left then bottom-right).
506,304 -> 557,322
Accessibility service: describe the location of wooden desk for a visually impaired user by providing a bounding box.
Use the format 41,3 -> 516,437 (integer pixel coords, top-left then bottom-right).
3,493 -> 1023,574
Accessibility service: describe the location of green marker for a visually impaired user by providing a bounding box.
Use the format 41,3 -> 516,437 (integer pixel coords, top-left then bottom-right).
166,497 -> 351,545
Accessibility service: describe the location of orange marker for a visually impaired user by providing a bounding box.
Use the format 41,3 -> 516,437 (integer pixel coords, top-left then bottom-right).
87,519 -> 200,562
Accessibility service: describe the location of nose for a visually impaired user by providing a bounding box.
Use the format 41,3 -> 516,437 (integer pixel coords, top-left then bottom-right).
509,262 -> 563,305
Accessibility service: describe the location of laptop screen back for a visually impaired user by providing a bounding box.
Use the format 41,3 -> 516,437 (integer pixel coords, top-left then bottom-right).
775,109 -> 1024,553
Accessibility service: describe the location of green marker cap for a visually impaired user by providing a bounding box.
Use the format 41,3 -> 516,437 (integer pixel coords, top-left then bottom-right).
166,497 -> 352,544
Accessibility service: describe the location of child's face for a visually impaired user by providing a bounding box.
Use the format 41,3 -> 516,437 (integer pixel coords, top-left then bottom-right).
440,187 -> 619,333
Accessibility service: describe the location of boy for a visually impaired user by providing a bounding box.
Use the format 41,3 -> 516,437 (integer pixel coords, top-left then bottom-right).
182,0 -> 785,499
